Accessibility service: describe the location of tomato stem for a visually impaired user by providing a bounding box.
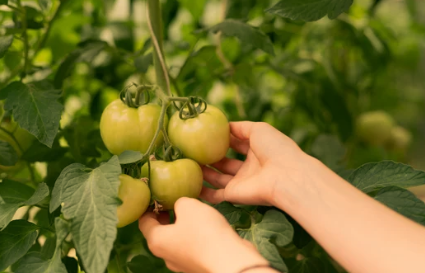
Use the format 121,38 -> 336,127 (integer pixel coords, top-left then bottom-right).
142,100 -> 170,159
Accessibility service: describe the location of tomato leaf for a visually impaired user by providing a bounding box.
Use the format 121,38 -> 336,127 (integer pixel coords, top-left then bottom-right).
14,218 -> 70,273
0,35 -> 13,58
0,220 -> 39,271
311,135 -> 345,171
375,186 -> 425,226
127,255 -> 172,273
0,181 -> 49,229
266,0 -> 353,22
0,0 -> 8,5
37,0 -> 50,10
1,81 -> 63,148
348,161 -> 425,193
118,150 -> 143,165
179,0 -> 206,19
21,140 -> 68,163
207,19 -> 275,56
49,156 -> 121,273
134,52 -> 153,73
214,202 -> 251,229
289,257 -> 339,273
237,210 -> 294,272
0,140 -> 18,166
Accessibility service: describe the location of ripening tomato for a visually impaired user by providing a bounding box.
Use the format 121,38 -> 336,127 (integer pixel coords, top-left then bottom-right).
100,99 -> 168,155
387,126 -> 412,152
142,159 -> 203,210
168,105 -> 230,165
116,174 -> 151,228
356,111 -> 394,146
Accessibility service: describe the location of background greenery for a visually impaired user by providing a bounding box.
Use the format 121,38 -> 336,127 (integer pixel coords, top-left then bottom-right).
1,0 -> 425,272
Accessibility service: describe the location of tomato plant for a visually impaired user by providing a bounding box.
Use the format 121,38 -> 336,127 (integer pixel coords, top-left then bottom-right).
1,0 -> 425,273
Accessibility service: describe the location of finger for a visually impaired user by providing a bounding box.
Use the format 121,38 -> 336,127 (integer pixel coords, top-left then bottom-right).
201,165 -> 233,188
210,157 -> 243,176
241,239 -> 257,251
230,134 -> 249,155
199,187 -> 226,204
230,121 -> 255,141
165,261 -> 180,272
138,212 -> 164,240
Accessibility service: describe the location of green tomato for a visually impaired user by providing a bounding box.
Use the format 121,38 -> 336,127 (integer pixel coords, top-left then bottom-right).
100,99 -> 168,155
168,105 -> 230,165
356,111 -> 394,146
143,159 -> 203,210
387,126 -> 412,152
117,174 -> 151,228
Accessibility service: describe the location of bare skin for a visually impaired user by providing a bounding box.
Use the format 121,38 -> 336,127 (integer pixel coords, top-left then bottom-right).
139,121 -> 425,273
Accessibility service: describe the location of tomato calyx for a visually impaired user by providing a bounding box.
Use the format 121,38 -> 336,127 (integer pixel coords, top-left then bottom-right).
119,83 -> 154,108
155,144 -> 183,162
176,96 -> 208,120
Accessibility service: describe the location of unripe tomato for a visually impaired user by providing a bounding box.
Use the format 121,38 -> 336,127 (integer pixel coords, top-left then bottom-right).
116,174 -> 151,228
168,105 -> 230,165
100,99 -> 168,155
387,126 -> 412,152
142,159 -> 203,210
356,111 -> 394,146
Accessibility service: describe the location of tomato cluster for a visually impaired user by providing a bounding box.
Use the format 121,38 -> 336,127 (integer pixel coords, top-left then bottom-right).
100,93 -> 229,228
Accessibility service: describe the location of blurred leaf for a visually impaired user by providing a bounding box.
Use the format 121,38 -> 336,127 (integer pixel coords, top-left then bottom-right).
22,140 -> 68,163
0,35 -> 13,58
375,186 -> 425,226
0,220 -> 39,271
0,181 -> 49,229
266,0 -> 353,21
207,19 -> 275,56
162,0 -> 179,40
134,53 -> 153,73
23,6 -> 44,29
61,256 -> 78,273
0,0 -> 7,5
54,40 -> 107,89
311,134 -> 345,170
109,21 -> 134,52
238,210 -> 294,272
348,161 -> 425,193
38,0 -> 50,10
0,140 -> 18,166
0,81 -> 63,148
14,218 -> 70,273
179,0 -> 206,19
49,157 -> 121,273
127,255 -> 172,273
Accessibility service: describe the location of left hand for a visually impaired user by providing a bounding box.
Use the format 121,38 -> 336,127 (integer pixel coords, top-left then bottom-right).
138,197 -> 270,273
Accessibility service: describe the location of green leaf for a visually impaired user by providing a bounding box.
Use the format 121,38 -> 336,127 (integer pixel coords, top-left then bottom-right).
38,0 -> 50,10
54,40 -> 107,89
179,0 -> 206,19
347,161 -> 425,193
214,202 -> 251,228
0,0 -> 8,5
0,220 -> 39,271
21,140 -> 68,163
127,255 -> 172,273
0,181 -> 49,229
134,53 -> 153,73
118,150 -> 143,165
50,156 -> 121,273
0,140 -> 18,166
311,135 -> 345,170
1,81 -> 63,148
14,218 -> 69,273
237,210 -> 294,272
208,19 -> 275,56
0,35 -> 13,59
266,0 -> 353,22
375,186 -> 425,226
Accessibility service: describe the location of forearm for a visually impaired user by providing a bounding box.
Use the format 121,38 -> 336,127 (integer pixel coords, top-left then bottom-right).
274,154 -> 425,273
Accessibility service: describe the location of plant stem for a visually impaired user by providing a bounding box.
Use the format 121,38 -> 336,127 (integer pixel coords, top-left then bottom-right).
33,0 -> 68,58
142,100 -> 170,159
146,0 -> 171,99
16,0 -> 29,77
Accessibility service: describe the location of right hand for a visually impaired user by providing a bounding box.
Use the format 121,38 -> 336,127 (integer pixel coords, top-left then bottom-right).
201,121 -> 308,207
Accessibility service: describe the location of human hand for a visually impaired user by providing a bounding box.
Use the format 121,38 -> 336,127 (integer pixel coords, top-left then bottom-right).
138,197 -> 271,273
201,121 -> 307,207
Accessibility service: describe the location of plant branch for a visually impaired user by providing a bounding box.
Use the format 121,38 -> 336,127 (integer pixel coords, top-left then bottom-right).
16,0 -> 29,77
33,0 -> 68,57
142,100 -> 170,159
146,0 -> 172,99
